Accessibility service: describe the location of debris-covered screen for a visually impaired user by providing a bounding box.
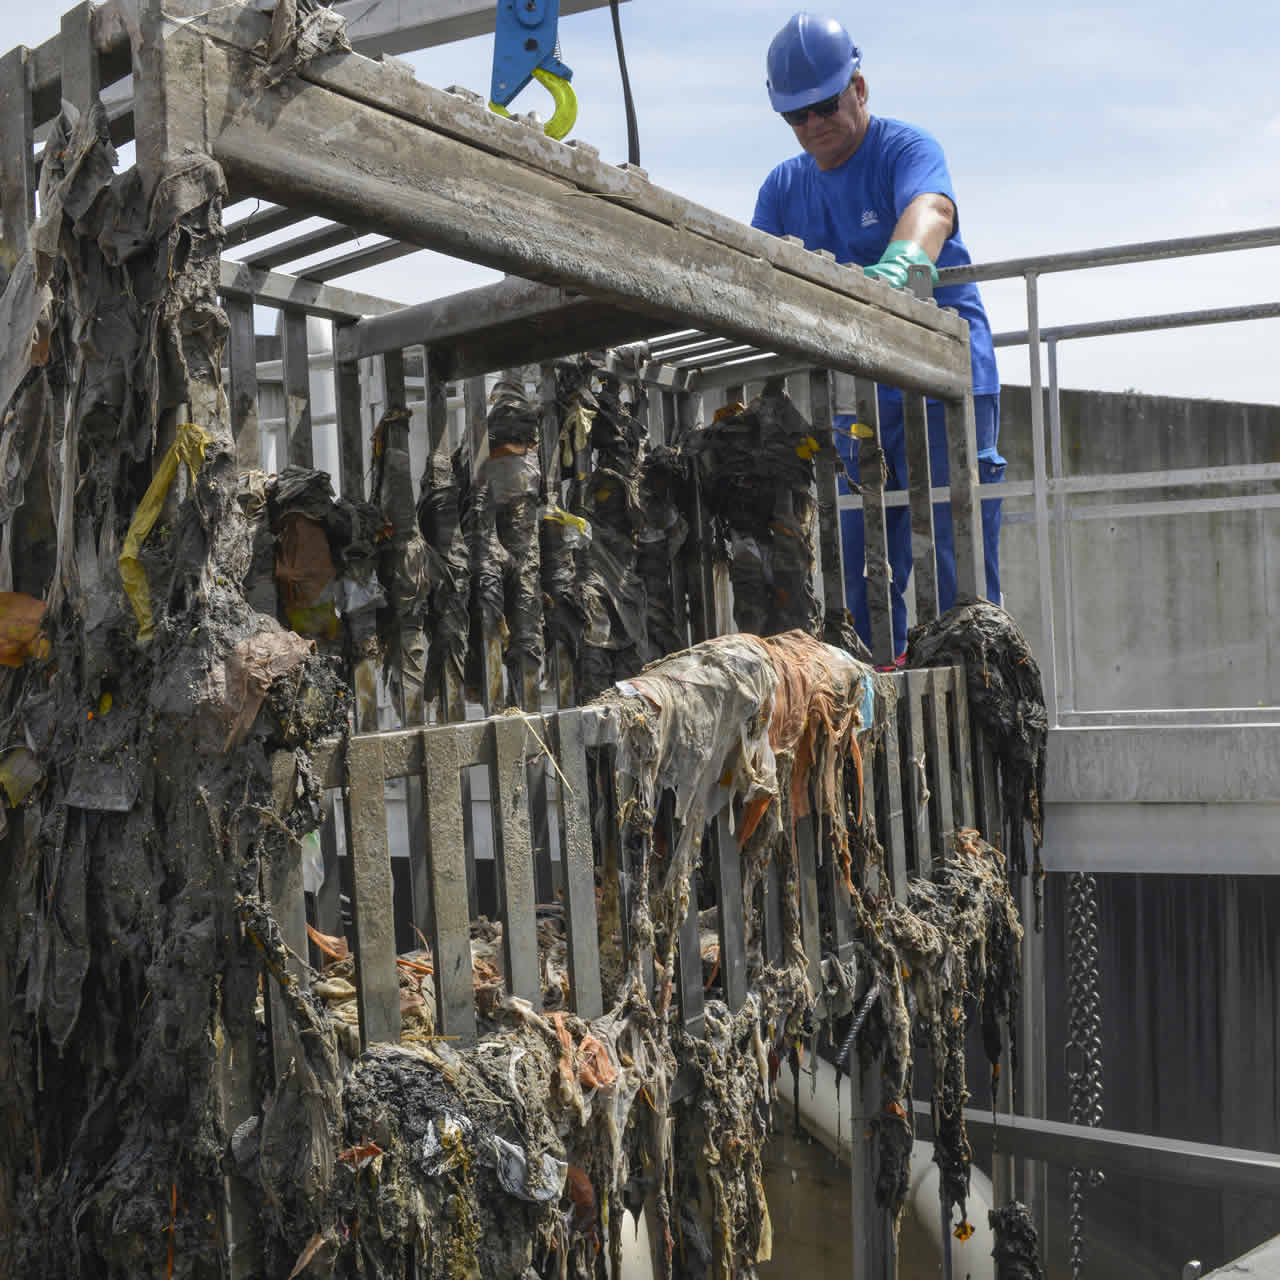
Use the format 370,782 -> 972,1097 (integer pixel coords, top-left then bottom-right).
0,5 -> 1050,1278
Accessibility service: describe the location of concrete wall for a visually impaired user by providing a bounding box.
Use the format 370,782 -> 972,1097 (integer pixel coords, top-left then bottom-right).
995,386 -> 1280,712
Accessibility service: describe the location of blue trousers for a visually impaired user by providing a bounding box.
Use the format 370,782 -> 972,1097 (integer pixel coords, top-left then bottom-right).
834,391 -> 1004,656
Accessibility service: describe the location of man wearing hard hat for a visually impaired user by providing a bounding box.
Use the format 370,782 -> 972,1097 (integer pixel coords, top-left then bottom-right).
753,12 -> 1004,657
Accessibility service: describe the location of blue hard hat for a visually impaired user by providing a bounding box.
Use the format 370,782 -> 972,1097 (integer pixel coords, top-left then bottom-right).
766,12 -> 861,113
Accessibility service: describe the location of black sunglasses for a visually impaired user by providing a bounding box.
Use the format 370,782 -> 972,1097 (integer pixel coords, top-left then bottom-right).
781,91 -> 843,127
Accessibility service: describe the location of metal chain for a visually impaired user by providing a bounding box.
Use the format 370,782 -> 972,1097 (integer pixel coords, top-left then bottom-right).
1066,871 -> 1105,1278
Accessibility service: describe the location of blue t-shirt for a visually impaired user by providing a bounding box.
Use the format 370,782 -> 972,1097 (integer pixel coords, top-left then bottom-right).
752,116 -> 999,397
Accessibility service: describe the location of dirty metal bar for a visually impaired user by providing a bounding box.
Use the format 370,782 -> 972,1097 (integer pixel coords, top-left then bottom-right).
25,1 -> 142,126
859,726 -> 880,899
677,886 -> 706,1037
823,813 -> 854,962
903,670 -> 934,876
903,393 -> 938,628
853,379 -> 894,664
689,354 -> 810,393
950,669 -> 976,830
529,757 -> 555,903
1047,339 -> 1077,715
132,0 -> 213,205
973,727 -> 1002,851
60,3 -> 100,114
218,258 -> 401,320
809,369 -> 847,617
280,307 -> 314,468
345,735 -> 401,1048
684,444 -> 717,645
426,349 -> 467,722
596,745 -> 626,985
382,347 -> 407,411
303,239 -> 419,284
423,730 -> 478,1043
762,853 -> 785,967
794,810 -> 823,997
463,376 -> 504,713
341,280 -> 662,380
459,767 -> 481,919
334,321 -> 365,500
225,297 -> 260,472
313,794 -> 343,940
552,711 -> 603,1020
209,52 -> 970,396
942,392 -> 984,601
490,717 -> 540,1005
0,47 -> 35,267
926,668 -> 955,852
224,202 -> 313,250
403,763 -> 432,959
879,685 -> 909,903
244,221 -> 364,272
713,816 -> 748,1012
264,754 -> 311,1082
1025,271 -> 1060,727
217,954 -> 262,1276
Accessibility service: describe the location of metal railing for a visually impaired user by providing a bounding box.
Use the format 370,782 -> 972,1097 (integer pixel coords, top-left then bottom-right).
940,226 -> 1280,729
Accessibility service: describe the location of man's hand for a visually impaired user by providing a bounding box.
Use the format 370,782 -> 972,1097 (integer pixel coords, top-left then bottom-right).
864,240 -> 938,290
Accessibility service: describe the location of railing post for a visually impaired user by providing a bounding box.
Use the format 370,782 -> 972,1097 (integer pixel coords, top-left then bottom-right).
1047,337 -> 1077,715
1026,270 -> 1060,726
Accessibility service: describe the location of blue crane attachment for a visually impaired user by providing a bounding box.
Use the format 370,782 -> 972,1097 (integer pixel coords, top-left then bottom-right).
489,0 -> 578,140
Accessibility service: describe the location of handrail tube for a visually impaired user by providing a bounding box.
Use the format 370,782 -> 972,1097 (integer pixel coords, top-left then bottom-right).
940,225 -> 1280,286
992,300 -> 1280,347
911,1101 -> 1280,1195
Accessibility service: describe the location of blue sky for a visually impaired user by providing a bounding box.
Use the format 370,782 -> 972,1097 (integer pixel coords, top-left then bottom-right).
6,0 -> 1278,403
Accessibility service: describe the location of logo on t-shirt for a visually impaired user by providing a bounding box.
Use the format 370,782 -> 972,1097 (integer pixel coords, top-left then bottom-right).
860,209 -> 879,228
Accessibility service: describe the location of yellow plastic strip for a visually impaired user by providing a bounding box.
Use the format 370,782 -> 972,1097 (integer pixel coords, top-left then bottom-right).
119,421 -> 214,644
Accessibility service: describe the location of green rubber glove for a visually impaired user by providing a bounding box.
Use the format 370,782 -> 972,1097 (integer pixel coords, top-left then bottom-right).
863,240 -> 939,291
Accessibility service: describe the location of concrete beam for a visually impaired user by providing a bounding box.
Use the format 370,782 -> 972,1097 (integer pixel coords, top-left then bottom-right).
196,19 -> 970,395
1046,724 -> 1280,804
1042,801 -> 1280,875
